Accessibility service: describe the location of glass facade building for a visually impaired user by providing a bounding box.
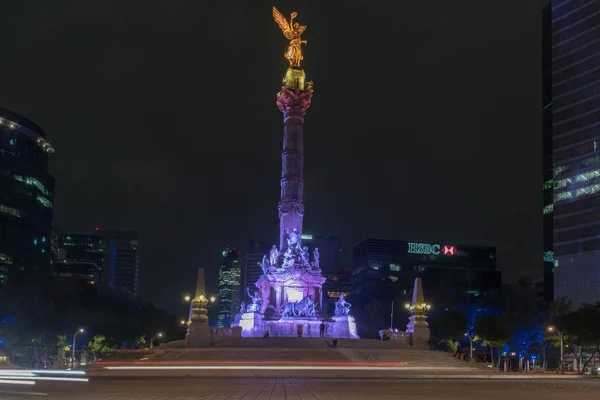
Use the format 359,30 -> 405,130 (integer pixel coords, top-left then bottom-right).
59,230 -> 139,296
351,239 -> 500,309
552,0 -> 600,306
542,2 -> 555,304
0,107 -> 55,281
217,246 -> 241,328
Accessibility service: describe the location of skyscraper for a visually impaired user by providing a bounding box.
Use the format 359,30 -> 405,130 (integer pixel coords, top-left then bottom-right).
59,229 -> 139,296
541,2 -> 554,304
552,0 -> 600,306
0,107 -> 55,281
300,234 -> 344,275
241,240 -> 270,297
217,246 -> 241,328
100,230 -> 139,297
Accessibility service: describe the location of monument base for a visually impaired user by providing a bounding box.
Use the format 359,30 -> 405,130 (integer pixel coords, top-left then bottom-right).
406,315 -> 430,349
233,314 -> 359,339
330,315 -> 359,339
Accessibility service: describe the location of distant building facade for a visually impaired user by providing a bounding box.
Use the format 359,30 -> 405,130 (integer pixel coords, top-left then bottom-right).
542,2 -> 554,304
59,229 -> 139,296
551,0 -> 600,307
217,246 -> 241,328
351,238 -> 500,316
300,234 -> 344,274
241,240 -> 270,297
52,261 -> 102,288
0,107 -> 55,281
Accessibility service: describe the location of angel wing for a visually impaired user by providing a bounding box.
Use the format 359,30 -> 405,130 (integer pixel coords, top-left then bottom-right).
296,24 -> 307,36
272,6 -> 294,40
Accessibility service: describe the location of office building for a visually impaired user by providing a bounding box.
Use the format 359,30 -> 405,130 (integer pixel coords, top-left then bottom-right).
352,238 -> 500,309
241,240 -> 270,296
300,234 -> 344,274
0,107 -> 55,281
551,0 -> 600,306
217,246 -> 241,328
542,2 -> 554,304
52,261 -> 101,288
59,229 -> 139,296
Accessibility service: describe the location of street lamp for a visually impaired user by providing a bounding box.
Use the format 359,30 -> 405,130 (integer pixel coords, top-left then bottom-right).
180,319 -> 186,326
184,295 -> 191,302
548,326 -> 564,373
72,328 -> 84,367
464,333 -> 474,361
150,332 -> 163,349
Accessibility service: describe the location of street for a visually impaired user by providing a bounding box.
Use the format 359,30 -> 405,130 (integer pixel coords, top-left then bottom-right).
1,377 -> 599,399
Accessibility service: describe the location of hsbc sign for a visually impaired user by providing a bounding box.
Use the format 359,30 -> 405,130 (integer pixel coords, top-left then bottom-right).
408,242 -> 457,256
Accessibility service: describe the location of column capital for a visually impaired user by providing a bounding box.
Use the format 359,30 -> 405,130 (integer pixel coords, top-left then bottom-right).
276,86 -> 314,122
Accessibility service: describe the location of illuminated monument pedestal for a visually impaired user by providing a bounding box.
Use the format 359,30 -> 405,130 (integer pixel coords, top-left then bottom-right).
330,316 -> 359,339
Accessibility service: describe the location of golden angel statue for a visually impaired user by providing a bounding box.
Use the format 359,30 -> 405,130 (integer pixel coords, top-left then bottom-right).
272,7 -> 307,68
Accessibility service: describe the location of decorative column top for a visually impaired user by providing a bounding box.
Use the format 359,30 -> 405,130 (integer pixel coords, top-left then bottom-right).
276,86 -> 314,121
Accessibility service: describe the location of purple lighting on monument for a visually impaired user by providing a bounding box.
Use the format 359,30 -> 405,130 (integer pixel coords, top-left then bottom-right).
230,66 -> 358,339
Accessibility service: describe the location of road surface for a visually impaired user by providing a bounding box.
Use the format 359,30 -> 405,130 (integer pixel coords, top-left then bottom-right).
1,377 -> 599,399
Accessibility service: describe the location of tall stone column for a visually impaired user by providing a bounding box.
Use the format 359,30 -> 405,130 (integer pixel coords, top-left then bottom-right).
276,69 -> 313,251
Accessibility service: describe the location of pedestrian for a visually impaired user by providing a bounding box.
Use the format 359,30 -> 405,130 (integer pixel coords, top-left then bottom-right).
453,342 -> 462,358
319,321 -> 325,338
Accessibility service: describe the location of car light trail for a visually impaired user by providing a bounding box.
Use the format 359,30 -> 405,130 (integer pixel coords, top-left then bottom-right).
0,376 -> 89,382
0,369 -> 86,375
104,365 -> 469,371
0,379 -> 36,385
94,361 -> 408,366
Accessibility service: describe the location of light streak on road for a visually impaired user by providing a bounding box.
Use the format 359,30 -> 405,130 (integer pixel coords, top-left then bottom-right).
104,365 -> 472,371
0,369 -> 86,375
0,379 -> 36,385
0,375 -> 89,382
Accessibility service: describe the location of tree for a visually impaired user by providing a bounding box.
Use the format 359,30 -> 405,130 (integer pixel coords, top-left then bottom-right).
555,302 -> 600,373
475,314 -> 510,366
85,335 -> 116,362
429,309 -> 468,342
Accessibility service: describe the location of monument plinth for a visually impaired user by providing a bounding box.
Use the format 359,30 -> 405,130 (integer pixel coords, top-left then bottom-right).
405,277 -> 431,348
231,8 -> 358,338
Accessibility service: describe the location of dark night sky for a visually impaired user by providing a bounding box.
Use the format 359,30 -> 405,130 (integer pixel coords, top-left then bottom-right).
1,1 -> 542,315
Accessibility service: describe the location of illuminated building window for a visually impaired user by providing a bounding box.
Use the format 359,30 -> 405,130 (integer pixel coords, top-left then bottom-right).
0,253 -> 13,264
33,238 -> 38,246
543,180 -> 553,190
390,264 -> 401,272
0,204 -> 20,217
543,251 -> 554,263
543,204 -> 554,214
370,264 -> 380,271
554,165 -> 568,176
36,195 -> 53,208
388,275 -> 398,282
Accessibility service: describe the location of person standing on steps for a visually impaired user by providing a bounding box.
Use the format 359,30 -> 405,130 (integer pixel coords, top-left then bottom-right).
319,321 -> 325,338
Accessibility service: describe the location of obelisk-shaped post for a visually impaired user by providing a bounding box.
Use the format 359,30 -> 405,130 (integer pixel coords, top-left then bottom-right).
276,72 -> 313,250
406,277 -> 431,348
185,268 -> 210,347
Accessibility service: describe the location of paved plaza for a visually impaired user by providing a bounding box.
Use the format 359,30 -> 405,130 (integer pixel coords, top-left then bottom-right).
1,377 -> 599,399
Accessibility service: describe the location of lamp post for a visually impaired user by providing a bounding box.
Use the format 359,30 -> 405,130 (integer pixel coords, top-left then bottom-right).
464,333 -> 474,361
548,326 -> 564,373
150,332 -> 163,349
72,328 -> 84,367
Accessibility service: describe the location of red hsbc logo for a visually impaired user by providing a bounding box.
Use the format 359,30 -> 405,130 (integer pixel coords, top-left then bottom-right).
442,245 -> 456,255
